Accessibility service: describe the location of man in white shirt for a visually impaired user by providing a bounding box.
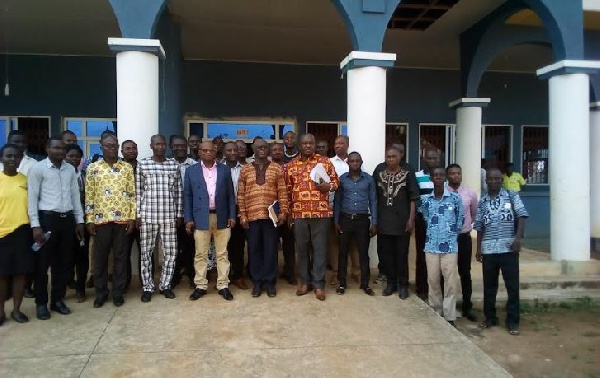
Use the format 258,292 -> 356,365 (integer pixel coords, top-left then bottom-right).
0,130 -> 38,175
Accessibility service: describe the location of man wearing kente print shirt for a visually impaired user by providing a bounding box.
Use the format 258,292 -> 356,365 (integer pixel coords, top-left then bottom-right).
285,134 -> 339,301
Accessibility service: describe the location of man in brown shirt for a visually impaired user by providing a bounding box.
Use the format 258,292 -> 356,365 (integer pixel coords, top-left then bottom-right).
238,138 -> 288,297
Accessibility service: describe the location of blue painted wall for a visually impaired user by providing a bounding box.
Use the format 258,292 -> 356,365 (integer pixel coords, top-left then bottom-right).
0,55 -> 116,133
0,55 -> 551,236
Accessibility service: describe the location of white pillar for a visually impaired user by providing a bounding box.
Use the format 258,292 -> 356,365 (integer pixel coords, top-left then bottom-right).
538,61 -> 600,261
591,102 -> 600,249
341,51 -> 396,268
341,51 -> 396,173
108,38 -> 165,159
449,98 -> 490,196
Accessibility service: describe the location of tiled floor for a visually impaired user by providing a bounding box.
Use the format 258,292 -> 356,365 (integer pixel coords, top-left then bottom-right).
0,277 -> 509,378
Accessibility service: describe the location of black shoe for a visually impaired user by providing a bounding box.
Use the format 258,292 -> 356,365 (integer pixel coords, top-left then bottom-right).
141,291 -> 152,303
218,288 -> 234,301
463,310 -> 477,322
10,311 -> 29,323
362,287 -> 375,296
113,296 -> 125,307
251,286 -> 262,298
266,286 -> 276,298
24,288 -> 34,298
189,288 -> 207,300
36,305 -> 51,320
336,286 -> 345,295
479,318 -> 499,329
86,276 -> 95,289
75,291 -> 86,303
0,314 -> 5,326
159,289 -> 176,299
448,320 -> 456,328
50,301 -> 72,315
398,287 -> 409,300
93,295 -> 108,308
382,285 -> 397,296
507,324 -> 520,336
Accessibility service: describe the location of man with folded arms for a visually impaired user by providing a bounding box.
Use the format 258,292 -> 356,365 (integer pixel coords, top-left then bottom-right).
85,135 -> 136,308
238,138 -> 289,297
334,152 -> 377,296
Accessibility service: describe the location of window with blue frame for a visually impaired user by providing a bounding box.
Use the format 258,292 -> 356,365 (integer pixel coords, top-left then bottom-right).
186,120 -> 295,142
0,119 -> 7,147
64,118 -> 117,157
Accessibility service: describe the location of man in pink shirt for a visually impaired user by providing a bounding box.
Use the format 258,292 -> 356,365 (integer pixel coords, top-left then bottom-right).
184,141 -> 237,301
446,164 -> 478,322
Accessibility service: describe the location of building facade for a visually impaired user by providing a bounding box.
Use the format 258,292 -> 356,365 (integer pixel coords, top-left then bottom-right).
0,0 -> 599,260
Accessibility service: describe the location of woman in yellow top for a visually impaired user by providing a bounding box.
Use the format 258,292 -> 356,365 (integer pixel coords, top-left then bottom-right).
0,144 -> 34,325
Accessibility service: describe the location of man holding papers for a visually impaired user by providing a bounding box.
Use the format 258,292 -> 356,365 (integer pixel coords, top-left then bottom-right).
285,134 -> 339,301
237,138 -> 289,298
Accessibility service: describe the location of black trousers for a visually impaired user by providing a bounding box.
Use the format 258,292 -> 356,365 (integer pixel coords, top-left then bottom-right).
378,233 -> 410,288
227,220 -> 246,280
457,232 -> 473,312
126,228 -> 141,286
414,214 -> 428,295
174,223 -> 195,282
482,252 -> 520,326
277,224 -> 295,279
34,212 -> 76,305
73,231 -> 90,294
94,223 -> 128,298
337,216 -> 371,288
247,219 -> 279,288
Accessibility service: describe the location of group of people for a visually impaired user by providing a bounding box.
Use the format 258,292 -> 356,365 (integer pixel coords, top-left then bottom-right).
0,128 -> 528,335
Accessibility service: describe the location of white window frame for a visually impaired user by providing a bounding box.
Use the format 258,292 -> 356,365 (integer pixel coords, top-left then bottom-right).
418,123 -> 455,170
63,117 -> 117,158
520,124 -> 549,186
1,116 -> 52,151
386,122 -> 410,163
306,121 -> 411,162
185,118 -> 296,142
305,121 -> 346,135
481,124 -> 514,165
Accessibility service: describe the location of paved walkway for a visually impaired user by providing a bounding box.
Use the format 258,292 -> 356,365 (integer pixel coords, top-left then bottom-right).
0,278 -> 509,377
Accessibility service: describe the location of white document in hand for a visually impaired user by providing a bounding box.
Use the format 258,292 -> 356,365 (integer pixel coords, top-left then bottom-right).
310,163 -> 330,183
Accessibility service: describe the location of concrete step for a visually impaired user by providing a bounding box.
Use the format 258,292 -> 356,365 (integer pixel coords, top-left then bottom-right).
471,288 -> 600,305
470,275 -> 600,305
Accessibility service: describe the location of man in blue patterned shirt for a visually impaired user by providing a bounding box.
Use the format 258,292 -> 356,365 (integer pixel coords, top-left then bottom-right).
419,167 -> 464,325
474,168 -> 528,336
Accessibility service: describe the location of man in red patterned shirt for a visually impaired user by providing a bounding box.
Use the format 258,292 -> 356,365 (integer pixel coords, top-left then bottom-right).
285,134 -> 339,301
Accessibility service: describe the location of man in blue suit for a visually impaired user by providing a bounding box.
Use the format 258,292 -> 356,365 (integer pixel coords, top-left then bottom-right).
184,141 -> 236,301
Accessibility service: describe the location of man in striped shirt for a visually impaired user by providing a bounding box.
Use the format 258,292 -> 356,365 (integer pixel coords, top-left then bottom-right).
414,148 -> 440,298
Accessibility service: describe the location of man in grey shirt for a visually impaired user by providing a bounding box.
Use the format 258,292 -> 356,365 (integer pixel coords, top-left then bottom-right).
28,137 -> 85,320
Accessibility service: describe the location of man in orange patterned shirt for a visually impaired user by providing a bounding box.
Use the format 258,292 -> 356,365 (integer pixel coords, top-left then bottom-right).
238,138 -> 288,298
285,134 -> 339,301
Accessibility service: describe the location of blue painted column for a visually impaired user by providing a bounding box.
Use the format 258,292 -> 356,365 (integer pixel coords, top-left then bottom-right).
108,39 -> 165,159
537,60 -> 600,261
449,98 -> 490,196
340,52 -> 396,173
